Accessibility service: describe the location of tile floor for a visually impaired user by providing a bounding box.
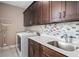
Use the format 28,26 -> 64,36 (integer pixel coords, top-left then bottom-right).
0,46 -> 18,57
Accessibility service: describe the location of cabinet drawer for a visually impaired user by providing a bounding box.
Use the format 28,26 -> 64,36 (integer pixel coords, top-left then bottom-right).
41,45 -> 66,57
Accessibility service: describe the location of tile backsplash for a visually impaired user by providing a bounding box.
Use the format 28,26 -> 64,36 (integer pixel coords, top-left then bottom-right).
25,21 -> 79,43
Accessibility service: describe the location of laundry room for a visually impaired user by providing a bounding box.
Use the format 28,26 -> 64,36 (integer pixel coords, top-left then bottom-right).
0,0 -> 79,58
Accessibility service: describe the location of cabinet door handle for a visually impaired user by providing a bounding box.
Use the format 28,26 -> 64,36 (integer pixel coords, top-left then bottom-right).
63,11 -> 65,18
59,12 -> 61,19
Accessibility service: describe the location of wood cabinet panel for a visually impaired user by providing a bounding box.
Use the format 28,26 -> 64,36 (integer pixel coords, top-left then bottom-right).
32,3 -> 38,25
34,2 -> 42,25
41,45 -> 66,57
28,39 -> 40,57
65,1 -> 77,20
24,1 -> 79,26
33,41 -> 40,57
24,10 -> 30,26
61,1 -> 66,20
28,39 -> 66,57
76,1 -> 79,19
42,1 -> 50,24
50,1 -> 62,22
24,5 -> 34,26
28,39 -> 34,57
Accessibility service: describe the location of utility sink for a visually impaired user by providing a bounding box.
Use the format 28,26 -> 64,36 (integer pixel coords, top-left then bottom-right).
48,41 -> 79,51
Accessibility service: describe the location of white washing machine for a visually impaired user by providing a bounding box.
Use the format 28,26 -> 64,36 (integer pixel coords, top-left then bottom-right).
16,31 -> 37,57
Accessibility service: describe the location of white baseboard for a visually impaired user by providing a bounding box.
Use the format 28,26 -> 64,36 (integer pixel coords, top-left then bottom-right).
0,45 -> 16,49
9,45 -> 16,48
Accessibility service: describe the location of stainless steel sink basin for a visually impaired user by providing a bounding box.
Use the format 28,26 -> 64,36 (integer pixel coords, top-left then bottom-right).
48,41 -> 79,51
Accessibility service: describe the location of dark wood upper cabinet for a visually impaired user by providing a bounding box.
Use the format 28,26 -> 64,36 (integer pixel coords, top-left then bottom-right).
24,11 -> 28,26
31,2 -> 38,25
76,1 -> 79,19
24,8 -> 32,26
65,1 -> 77,20
50,1 -> 62,22
31,1 -> 50,25
24,1 -> 79,26
34,2 -> 43,25
24,3 -> 34,26
42,1 -> 50,24
30,2 -> 43,25
50,1 -> 77,22
61,1 -> 66,20
50,1 -> 66,22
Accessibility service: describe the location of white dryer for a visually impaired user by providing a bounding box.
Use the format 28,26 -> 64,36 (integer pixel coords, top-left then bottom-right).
16,31 -> 37,57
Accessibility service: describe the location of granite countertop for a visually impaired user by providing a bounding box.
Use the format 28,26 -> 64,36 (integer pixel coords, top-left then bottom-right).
28,36 -> 79,57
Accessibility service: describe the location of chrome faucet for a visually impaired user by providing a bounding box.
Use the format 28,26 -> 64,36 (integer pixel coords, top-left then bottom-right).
61,34 -> 75,43
61,34 -> 68,43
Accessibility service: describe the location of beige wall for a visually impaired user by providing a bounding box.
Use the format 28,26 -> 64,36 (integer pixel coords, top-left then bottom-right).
0,3 -> 25,46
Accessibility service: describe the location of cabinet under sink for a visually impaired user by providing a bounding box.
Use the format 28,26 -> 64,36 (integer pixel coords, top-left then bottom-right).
28,39 -> 66,57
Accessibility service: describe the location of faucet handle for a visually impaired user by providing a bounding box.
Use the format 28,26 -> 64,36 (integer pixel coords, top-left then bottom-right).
69,36 -> 76,43
36,32 -> 40,36
69,36 -> 76,38
61,36 -> 64,38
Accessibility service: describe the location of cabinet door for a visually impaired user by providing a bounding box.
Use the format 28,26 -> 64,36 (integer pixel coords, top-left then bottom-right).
41,45 -> 66,57
29,44 -> 34,57
36,2 -> 43,24
65,1 -> 77,20
42,1 -> 50,24
24,7 -> 33,26
32,2 -> 38,25
61,1 -> 66,21
24,10 -> 30,26
76,1 -> 79,19
28,39 -> 40,57
33,2 -> 42,25
28,39 -> 34,57
33,41 -> 40,57
28,2 -> 37,25
50,1 -> 62,22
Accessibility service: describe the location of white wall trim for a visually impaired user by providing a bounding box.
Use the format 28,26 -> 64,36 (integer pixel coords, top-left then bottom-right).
0,45 -> 16,49
9,44 -> 16,48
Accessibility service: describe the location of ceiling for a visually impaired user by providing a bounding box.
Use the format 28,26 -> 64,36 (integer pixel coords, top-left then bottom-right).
0,1 -> 33,9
